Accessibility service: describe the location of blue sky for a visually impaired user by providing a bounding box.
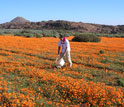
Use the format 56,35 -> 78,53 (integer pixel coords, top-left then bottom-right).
0,0 -> 124,25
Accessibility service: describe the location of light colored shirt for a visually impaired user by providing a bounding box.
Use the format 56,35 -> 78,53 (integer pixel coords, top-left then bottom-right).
58,39 -> 71,53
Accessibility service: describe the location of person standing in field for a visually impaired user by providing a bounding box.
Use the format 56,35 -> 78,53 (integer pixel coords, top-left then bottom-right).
58,34 -> 72,67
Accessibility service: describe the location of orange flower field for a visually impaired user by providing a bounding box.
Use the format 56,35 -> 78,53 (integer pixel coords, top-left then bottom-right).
0,35 -> 124,106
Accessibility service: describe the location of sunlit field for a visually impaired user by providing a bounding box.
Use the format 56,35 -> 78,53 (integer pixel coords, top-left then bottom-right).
0,35 -> 124,106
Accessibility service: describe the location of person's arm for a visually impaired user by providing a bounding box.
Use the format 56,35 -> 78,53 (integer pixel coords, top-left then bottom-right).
58,46 -> 61,55
58,40 -> 61,56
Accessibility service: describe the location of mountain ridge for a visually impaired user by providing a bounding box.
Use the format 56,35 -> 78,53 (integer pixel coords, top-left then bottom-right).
0,17 -> 124,34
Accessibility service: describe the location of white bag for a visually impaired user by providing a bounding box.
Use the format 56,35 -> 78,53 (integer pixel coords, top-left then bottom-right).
55,57 -> 65,69
57,58 -> 65,66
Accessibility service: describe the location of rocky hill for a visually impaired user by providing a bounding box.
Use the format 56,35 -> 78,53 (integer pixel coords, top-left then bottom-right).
10,17 -> 30,23
0,17 -> 124,34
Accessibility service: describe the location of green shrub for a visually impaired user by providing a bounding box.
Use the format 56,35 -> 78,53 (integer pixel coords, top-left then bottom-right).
72,34 -> 101,42
117,78 -> 124,87
99,50 -> 104,54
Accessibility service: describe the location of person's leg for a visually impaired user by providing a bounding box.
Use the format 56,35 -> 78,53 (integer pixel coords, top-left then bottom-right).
66,51 -> 72,67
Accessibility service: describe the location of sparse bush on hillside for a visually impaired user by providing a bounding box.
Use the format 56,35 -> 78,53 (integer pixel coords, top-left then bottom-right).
0,29 -> 20,35
98,33 -> 124,38
43,30 -> 60,37
0,32 -> 4,35
72,34 -> 101,42
14,30 -> 42,38
0,29 -> 73,37
3,29 -> 124,38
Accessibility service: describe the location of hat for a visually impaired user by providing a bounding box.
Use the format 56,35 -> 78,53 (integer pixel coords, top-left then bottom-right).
59,34 -> 64,38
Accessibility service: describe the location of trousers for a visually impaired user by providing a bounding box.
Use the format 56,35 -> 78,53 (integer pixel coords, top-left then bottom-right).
60,51 -> 72,67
